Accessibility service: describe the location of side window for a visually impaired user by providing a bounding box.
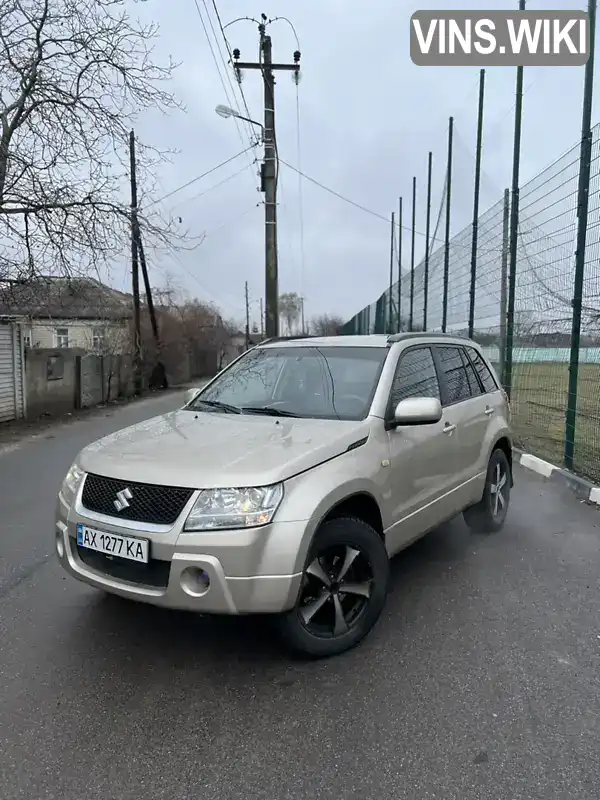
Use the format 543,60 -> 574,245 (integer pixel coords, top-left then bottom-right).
390,346 -> 441,408
466,347 -> 498,392
460,348 -> 483,397
437,346 -> 472,405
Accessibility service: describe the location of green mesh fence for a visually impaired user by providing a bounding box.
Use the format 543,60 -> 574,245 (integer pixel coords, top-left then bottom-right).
340,123 -> 600,484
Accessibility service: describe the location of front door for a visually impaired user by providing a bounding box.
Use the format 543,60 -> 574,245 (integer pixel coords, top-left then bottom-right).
384,345 -> 461,556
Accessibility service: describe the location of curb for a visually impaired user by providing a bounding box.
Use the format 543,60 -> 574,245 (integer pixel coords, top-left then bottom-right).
514,449 -> 600,505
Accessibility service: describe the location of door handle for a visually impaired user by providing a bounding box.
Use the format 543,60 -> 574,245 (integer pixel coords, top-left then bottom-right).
484,406 -> 494,416
443,422 -> 456,435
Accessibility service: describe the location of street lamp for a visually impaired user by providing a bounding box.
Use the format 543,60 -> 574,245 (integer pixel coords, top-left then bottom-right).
215,104 -> 264,142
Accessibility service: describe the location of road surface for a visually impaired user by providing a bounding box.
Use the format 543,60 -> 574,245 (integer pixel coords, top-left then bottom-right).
1,390 -> 599,800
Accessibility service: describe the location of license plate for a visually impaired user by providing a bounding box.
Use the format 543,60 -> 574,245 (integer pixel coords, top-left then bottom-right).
76,523 -> 149,563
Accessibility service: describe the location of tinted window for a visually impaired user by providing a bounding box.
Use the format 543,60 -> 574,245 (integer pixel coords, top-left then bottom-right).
193,346 -> 387,421
460,348 -> 482,397
466,347 -> 498,392
437,346 -> 472,404
390,347 -> 440,407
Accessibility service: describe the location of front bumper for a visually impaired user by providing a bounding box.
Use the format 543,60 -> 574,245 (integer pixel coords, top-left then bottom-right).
55,493 -> 304,615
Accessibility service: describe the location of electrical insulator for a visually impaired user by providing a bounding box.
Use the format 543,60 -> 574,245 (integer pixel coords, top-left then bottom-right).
293,50 -> 301,64
233,48 -> 240,60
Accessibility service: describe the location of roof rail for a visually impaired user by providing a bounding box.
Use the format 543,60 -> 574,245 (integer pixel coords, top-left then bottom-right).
386,331 -> 470,344
259,334 -> 316,345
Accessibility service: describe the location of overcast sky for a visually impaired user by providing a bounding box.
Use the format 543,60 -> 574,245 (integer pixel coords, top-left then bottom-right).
116,0 -> 596,329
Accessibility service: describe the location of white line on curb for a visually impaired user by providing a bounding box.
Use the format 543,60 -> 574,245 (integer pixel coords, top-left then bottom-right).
589,487 -> 600,505
519,453 -> 557,479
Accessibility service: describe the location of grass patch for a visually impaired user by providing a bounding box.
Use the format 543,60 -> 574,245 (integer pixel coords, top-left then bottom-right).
509,362 -> 600,483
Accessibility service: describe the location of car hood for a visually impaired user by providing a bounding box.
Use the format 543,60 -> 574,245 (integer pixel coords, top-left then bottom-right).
78,409 -> 370,488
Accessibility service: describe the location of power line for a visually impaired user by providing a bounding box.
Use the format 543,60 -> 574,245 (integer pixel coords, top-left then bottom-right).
210,1 -> 255,130
278,158 -> 502,255
192,0 -> 259,187
148,146 -> 255,207
169,163 -> 255,209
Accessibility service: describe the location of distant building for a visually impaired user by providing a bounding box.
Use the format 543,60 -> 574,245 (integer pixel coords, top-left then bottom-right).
0,276 -> 132,353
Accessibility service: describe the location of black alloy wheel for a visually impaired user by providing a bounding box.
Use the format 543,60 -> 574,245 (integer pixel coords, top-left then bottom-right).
276,516 -> 389,658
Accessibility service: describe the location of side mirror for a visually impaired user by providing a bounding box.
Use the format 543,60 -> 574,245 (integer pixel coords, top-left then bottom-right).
389,396 -> 442,428
184,387 -> 202,406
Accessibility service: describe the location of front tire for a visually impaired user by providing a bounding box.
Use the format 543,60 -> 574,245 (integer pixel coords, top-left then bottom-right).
276,516 -> 389,659
463,447 -> 511,533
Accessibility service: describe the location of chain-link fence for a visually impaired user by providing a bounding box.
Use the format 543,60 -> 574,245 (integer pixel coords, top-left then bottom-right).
340,123 -> 600,484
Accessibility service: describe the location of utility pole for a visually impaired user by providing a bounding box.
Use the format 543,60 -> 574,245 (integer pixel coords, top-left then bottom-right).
244,281 -> 250,350
300,296 -> 306,334
135,230 -> 166,389
233,18 -> 301,338
129,130 -> 142,395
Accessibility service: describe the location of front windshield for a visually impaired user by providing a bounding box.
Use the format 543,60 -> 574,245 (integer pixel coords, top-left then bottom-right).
189,346 -> 388,421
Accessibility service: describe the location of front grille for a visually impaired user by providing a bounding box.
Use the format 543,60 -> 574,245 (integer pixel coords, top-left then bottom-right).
76,545 -> 171,588
81,473 -> 194,525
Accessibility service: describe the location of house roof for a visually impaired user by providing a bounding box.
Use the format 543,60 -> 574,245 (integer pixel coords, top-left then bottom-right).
0,277 -> 132,321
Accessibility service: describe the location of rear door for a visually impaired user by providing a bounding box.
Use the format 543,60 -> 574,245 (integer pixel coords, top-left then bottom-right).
385,345 -> 461,554
433,344 -> 496,506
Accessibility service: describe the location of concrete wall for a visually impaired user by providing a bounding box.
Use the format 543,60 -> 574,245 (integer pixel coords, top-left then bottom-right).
24,348 -> 134,419
25,349 -> 81,418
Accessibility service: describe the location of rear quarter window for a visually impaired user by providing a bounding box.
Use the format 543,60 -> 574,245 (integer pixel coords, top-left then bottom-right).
466,347 -> 498,392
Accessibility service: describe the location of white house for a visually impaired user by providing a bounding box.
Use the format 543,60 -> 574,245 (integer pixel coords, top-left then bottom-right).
0,277 -> 132,354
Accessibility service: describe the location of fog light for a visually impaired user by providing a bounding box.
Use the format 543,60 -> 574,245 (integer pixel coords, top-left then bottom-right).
55,531 -> 65,559
180,567 -> 211,597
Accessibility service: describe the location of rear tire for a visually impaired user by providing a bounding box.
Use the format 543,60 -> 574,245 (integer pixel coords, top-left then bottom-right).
463,448 -> 511,533
276,516 -> 389,659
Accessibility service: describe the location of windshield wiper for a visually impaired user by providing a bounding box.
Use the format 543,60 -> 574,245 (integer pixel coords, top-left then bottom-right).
240,405 -> 302,418
192,399 -> 242,414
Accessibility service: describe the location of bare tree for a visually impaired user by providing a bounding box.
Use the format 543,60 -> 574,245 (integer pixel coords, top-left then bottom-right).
310,313 -> 344,337
279,292 -> 302,335
0,0 -> 181,282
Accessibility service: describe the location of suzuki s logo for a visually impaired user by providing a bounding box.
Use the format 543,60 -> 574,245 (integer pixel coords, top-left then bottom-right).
114,487 -> 133,512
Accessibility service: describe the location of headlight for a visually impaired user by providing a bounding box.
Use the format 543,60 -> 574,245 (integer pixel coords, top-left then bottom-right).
183,483 -> 284,531
60,462 -> 85,504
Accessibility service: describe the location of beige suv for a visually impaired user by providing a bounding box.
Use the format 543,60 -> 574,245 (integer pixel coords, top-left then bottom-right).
55,333 -> 512,658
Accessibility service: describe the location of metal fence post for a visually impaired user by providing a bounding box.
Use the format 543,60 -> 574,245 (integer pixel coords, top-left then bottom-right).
424,151 -> 432,331
504,0 -> 526,398
388,212 -> 395,334
468,69 -> 485,339
442,116 -> 454,333
410,177 -> 416,331
397,197 -> 403,331
499,188 -> 510,381
565,0 -> 596,470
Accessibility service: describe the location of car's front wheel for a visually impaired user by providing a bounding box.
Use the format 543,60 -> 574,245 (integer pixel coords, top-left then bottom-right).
276,516 -> 389,658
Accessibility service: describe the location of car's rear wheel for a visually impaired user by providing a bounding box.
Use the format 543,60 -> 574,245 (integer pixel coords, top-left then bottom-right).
463,447 -> 511,533
276,516 -> 389,658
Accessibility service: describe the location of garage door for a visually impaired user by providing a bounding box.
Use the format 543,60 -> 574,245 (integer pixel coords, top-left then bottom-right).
0,322 -> 25,423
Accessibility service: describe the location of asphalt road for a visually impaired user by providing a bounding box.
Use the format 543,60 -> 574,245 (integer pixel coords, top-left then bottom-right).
1,391 -> 600,800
